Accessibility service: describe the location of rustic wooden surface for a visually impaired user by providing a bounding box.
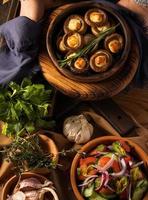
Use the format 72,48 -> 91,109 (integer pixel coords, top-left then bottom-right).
39,3 -> 140,101
0,0 -> 19,25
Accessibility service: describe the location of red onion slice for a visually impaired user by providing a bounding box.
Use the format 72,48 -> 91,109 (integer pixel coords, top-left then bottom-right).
103,171 -> 109,186
131,161 -> 144,168
91,152 -> 109,157
106,184 -> 115,192
110,158 -> 126,177
95,175 -> 104,191
97,154 -> 115,172
128,182 -> 132,200
80,175 -> 98,193
78,178 -> 95,187
95,171 -> 109,191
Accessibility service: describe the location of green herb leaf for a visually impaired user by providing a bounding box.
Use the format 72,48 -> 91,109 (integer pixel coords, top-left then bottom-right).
0,78 -> 54,137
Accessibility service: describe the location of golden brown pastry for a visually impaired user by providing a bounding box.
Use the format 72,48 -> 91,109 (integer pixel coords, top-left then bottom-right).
63,32 -> 83,50
90,50 -> 112,72
85,9 -> 108,27
64,15 -> 87,34
104,33 -> 124,53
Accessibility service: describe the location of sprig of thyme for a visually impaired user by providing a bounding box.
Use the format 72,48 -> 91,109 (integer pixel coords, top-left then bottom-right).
2,134 -> 57,173
58,24 -> 119,68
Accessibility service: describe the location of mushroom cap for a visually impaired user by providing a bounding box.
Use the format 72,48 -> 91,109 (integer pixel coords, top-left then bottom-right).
64,15 -> 87,34
90,49 -> 112,72
104,33 -> 124,53
70,57 -> 89,74
63,32 -> 83,50
57,36 -> 68,53
91,22 -> 111,36
85,8 -> 108,27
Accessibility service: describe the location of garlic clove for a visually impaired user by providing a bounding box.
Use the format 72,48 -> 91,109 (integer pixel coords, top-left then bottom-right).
24,190 -> 39,200
11,191 -> 26,200
39,187 -> 59,200
19,178 -> 42,191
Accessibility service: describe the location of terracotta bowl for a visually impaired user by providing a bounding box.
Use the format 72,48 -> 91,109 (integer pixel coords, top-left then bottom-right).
0,133 -> 59,178
1,172 -> 47,200
70,136 -> 148,200
46,1 -> 131,83
29,134 -> 59,174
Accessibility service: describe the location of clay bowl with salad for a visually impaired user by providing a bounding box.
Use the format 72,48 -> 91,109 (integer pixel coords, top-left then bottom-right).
2,172 -> 59,200
71,136 -> 148,200
46,1 -> 131,83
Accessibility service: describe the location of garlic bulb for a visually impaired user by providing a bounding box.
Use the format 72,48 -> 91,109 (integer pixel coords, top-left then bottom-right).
7,178 -> 59,200
63,114 -> 93,144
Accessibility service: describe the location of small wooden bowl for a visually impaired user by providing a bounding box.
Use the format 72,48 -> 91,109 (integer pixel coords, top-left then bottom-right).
46,1 -> 131,83
0,134 -> 58,178
70,136 -> 148,200
1,172 -> 47,200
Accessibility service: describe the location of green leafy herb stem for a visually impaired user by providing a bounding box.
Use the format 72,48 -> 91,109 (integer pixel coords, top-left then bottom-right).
0,78 -> 54,137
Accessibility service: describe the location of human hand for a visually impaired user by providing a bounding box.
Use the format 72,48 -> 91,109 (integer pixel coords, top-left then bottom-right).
20,0 -> 54,22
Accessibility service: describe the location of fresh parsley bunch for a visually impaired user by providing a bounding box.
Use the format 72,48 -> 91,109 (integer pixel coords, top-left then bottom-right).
0,78 -> 54,137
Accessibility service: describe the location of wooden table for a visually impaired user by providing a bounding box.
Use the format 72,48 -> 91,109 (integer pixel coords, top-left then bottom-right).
0,1 -> 148,200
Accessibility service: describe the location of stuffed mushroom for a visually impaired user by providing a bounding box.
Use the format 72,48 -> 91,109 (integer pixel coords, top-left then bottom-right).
57,36 -> 67,53
64,15 -> 87,34
90,50 -> 112,72
63,32 -> 83,50
105,33 -> 124,53
91,22 -> 111,36
85,8 -> 108,27
70,57 -> 89,74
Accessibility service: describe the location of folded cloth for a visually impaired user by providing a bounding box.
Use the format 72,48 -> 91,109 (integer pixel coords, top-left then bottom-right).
0,16 -> 41,85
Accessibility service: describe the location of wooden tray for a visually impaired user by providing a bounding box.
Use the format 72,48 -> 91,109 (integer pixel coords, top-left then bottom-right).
39,3 -> 140,101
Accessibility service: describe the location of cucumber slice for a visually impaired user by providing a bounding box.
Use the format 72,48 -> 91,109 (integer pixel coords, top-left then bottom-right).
88,192 -> 107,200
83,184 -> 94,198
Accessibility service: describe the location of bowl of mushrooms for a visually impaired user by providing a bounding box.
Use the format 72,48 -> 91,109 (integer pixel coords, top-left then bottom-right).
46,1 -> 131,83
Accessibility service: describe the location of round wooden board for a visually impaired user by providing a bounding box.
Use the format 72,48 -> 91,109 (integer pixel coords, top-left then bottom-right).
46,1 -> 131,83
39,3 -> 140,101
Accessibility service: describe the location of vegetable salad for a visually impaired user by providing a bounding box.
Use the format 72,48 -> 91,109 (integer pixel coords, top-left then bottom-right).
77,141 -> 148,200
